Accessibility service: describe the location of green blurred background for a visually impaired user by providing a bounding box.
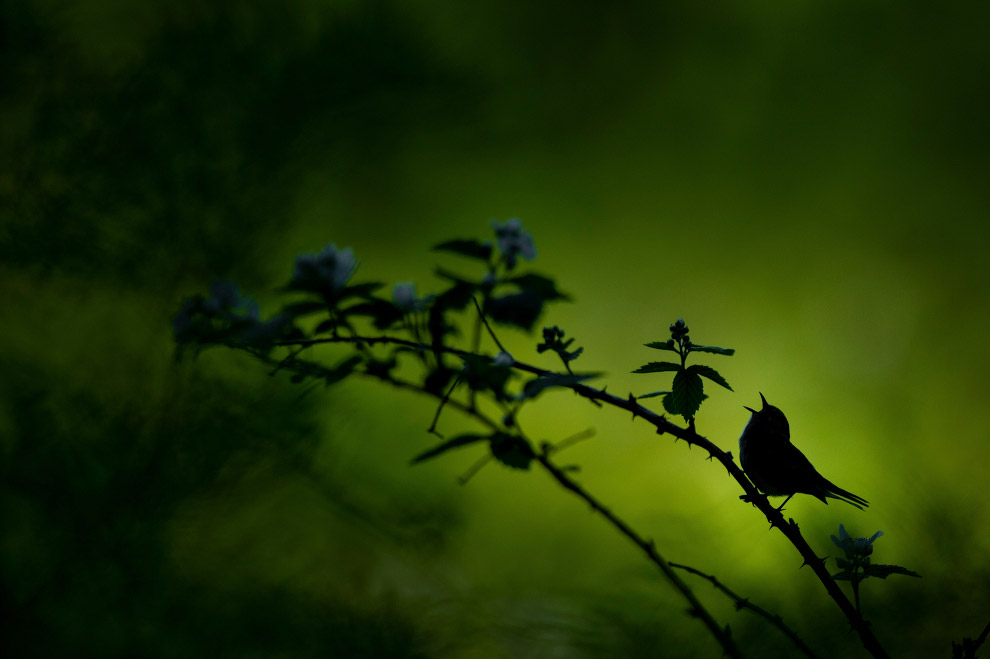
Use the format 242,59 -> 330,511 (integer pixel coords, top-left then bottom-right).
3,1 -> 989,657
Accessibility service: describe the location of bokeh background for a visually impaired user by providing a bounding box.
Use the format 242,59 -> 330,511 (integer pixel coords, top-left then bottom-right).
3,1 -> 989,657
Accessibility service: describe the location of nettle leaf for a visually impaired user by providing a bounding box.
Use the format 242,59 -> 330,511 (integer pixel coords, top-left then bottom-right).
337,282 -> 384,301
688,345 -> 735,356
433,276 -> 478,311
433,239 -> 493,261
324,355 -> 363,386
671,369 -> 705,418
461,354 -> 513,400
521,373 -> 601,400
505,273 -> 570,301
486,291 -> 544,331
490,432 -> 534,470
632,361 -> 681,374
281,300 -> 328,318
644,341 -> 678,352
411,433 -> 489,464
686,364 -> 733,391
637,390 -> 671,400
342,298 -> 404,329
364,356 -> 397,379
861,564 -> 922,580
424,366 -> 456,396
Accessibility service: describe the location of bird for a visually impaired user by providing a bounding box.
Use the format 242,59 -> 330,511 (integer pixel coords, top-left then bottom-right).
739,393 -> 868,510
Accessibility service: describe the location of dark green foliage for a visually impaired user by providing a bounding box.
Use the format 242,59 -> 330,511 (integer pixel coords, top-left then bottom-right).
537,326 -> 584,368
486,291 -> 545,330
634,319 -> 733,424
489,433 -> 534,470
433,239 -> 494,261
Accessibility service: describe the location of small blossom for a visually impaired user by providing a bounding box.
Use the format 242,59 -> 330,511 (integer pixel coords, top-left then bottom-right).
393,282 -> 419,312
493,351 -> 514,366
491,218 -> 537,269
290,243 -> 357,293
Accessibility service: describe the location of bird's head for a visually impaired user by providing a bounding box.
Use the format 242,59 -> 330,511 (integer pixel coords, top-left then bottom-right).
743,392 -> 790,440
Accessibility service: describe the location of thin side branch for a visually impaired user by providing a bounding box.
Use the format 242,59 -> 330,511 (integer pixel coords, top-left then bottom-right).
669,562 -> 819,659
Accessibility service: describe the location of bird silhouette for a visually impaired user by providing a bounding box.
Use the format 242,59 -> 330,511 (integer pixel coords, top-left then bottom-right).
739,393 -> 868,510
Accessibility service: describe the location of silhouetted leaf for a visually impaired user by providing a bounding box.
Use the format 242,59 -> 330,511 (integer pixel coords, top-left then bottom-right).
281,301 -> 328,317
364,356 -> 397,379
521,373 -> 601,400
461,354 -> 513,399
343,298 -> 404,329
862,564 -> 922,579
505,273 -> 570,301
688,345 -> 735,356
632,361 -> 681,374
433,277 -> 477,311
337,282 -> 384,300
433,239 -> 493,261
490,432 -> 534,470
686,364 -> 733,391
411,433 -> 489,464
314,319 -> 335,334
644,341 -> 678,352
324,355 -> 363,386
637,390 -> 671,399
486,291 -> 544,331
671,370 -> 705,418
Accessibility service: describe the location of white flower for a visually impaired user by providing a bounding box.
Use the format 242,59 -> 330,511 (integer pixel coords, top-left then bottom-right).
491,218 -> 537,268
290,243 -> 357,292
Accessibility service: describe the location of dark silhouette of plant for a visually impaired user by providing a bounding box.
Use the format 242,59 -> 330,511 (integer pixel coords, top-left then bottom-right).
174,219 -> 932,658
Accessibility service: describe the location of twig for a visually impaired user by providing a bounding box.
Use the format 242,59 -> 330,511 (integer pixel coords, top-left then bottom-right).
427,374 -> 462,438
535,450 -> 741,658
471,296 -> 508,354
669,562 -> 820,659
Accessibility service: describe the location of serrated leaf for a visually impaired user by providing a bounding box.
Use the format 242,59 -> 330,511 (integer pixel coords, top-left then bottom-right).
632,361 -> 682,374
688,345 -> 735,356
486,291 -> 544,331
831,570 -> 857,581
433,239 -> 493,261
505,273 -> 570,301
490,432 -> 534,470
662,392 -> 679,415
521,373 -> 601,400
281,301 -> 328,317
637,390 -> 672,399
337,282 -> 384,301
861,564 -> 922,579
671,370 -> 705,418
342,299 -> 404,329
461,354 -> 513,400
324,355 -> 363,386
644,341 -> 678,352
411,433 -> 489,464
686,364 -> 733,391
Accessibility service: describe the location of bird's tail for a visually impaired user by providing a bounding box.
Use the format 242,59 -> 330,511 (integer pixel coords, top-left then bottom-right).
821,479 -> 869,509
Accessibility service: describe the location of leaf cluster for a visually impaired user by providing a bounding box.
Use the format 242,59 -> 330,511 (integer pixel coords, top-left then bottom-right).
633,318 -> 734,422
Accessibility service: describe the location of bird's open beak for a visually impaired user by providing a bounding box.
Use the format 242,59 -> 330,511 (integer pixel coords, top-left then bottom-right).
759,392 -> 768,409
743,406 -> 756,414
